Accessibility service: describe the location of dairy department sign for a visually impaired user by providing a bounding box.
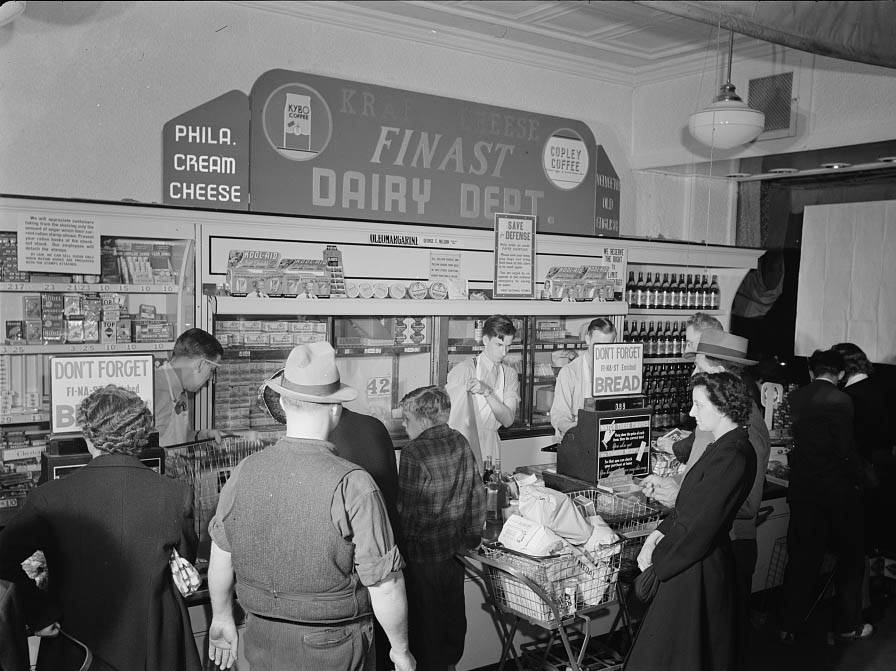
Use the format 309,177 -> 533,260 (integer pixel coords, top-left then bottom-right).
249,70 -> 599,235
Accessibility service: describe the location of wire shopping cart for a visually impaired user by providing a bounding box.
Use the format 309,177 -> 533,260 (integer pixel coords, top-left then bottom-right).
165,437 -> 269,561
460,540 -> 625,671
564,489 -> 665,651
566,489 -> 664,539
460,488 -> 667,670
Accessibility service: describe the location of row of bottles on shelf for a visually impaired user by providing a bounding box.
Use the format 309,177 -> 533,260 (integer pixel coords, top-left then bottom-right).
623,319 -> 688,358
647,391 -> 690,431
644,362 -> 694,431
625,271 -> 720,311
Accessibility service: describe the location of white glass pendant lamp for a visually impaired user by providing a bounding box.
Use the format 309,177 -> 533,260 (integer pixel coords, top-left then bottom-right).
689,29 -> 765,150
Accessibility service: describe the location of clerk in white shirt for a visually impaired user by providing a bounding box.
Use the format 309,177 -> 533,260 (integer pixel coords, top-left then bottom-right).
446,314 -> 520,472
549,318 -> 617,441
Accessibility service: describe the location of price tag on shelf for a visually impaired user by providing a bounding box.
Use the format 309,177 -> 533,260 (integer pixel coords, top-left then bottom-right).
363,347 -> 382,354
366,377 -> 391,398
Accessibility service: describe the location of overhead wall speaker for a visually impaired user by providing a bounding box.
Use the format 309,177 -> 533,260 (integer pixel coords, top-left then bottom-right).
749,72 -> 797,141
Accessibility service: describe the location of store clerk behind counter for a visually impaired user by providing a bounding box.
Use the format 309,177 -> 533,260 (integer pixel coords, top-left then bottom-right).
154,328 -> 226,446
549,318 -> 617,442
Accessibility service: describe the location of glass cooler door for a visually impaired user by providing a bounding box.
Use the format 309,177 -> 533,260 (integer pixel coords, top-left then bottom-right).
332,316 -> 434,441
212,314 -> 329,434
444,316 -> 527,429
529,316 -> 593,430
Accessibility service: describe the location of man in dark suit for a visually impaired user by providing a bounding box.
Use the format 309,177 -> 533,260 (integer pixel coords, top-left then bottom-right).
832,342 -> 892,554
779,349 -> 872,642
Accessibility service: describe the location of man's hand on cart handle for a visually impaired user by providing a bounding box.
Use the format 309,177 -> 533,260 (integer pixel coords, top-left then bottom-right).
196,429 -> 225,443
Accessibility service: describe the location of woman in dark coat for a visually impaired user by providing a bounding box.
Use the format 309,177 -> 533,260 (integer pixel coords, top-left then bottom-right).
626,372 -> 757,671
0,385 -> 201,671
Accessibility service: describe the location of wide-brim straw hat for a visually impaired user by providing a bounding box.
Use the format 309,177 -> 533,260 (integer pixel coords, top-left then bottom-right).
259,376 -> 287,424
262,341 -> 357,404
684,329 -> 758,366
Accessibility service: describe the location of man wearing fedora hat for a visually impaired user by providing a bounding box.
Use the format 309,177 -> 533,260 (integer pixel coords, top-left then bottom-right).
642,329 -> 770,669
257,359 -> 403,671
205,342 -> 415,671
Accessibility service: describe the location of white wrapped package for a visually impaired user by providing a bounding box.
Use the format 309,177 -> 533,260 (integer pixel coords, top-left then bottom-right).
518,485 -> 593,544
583,515 -> 621,557
498,514 -> 565,557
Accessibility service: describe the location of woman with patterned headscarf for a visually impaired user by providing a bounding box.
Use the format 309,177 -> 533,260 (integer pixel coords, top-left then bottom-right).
0,385 -> 201,671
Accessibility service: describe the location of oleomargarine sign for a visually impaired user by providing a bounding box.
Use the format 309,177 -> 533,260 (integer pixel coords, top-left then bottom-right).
249,70 -> 600,235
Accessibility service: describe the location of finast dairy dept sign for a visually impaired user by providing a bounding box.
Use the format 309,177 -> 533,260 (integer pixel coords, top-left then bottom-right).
249,70 -> 601,235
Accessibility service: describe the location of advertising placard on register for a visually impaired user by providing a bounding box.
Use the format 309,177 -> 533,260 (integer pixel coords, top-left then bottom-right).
591,342 -> 643,397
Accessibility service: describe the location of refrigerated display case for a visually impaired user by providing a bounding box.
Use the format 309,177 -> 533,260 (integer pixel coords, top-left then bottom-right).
211,311 -> 328,434
206,298 -> 630,442
527,315 -> 617,431
333,315 -> 433,440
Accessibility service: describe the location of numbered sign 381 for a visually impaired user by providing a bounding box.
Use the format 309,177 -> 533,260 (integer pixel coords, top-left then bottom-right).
50,354 -> 155,433
591,342 -> 643,397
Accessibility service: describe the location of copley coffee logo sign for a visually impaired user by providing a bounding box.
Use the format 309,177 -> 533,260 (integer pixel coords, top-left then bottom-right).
249,69 -> 605,235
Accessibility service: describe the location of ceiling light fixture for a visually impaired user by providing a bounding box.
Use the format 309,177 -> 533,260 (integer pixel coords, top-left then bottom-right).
0,1 -> 25,26
688,29 -> 765,150
821,162 -> 851,169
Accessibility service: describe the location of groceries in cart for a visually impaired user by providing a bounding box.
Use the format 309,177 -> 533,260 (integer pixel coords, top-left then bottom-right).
519,484 -> 594,544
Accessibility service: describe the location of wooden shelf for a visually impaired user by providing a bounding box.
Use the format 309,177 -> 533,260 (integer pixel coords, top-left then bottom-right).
0,342 -> 173,355
214,297 -> 628,317
336,344 -> 431,356
534,342 -> 584,350
0,282 -> 179,293
627,308 -> 722,316
0,411 -> 49,424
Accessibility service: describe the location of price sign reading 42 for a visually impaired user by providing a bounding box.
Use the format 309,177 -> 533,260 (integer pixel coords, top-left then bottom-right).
366,376 -> 392,398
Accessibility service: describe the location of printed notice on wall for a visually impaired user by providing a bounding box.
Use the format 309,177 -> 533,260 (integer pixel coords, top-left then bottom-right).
493,213 -> 536,299
17,213 -> 100,274
601,245 -> 627,301
429,252 -> 461,280
49,354 -> 155,434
